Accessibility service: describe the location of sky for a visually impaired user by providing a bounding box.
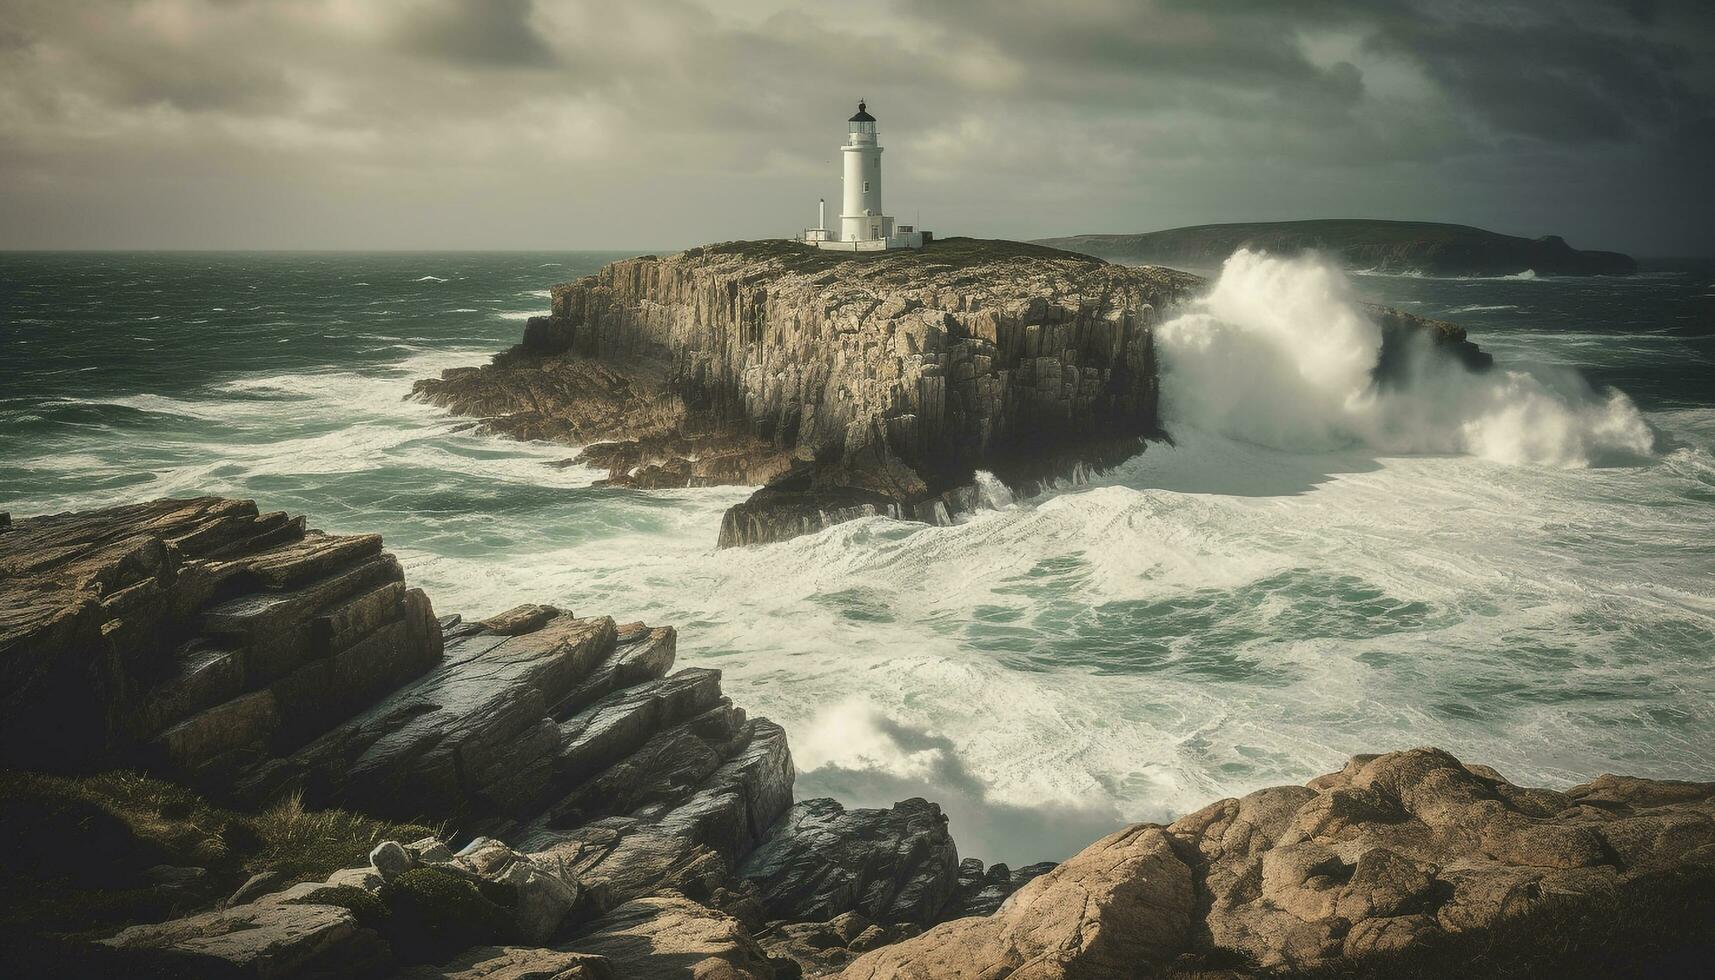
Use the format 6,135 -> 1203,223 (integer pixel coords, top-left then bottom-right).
1,0 -> 1710,255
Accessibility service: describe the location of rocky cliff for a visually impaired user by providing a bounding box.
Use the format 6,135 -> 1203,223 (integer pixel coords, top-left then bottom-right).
1036,219 -> 1639,277
6,498 -> 1714,979
0,497 -> 1032,979
415,239 -> 1489,549
415,239 -> 1203,547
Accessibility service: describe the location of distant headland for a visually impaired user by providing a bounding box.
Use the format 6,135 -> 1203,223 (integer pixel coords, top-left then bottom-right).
1035,219 -> 1638,277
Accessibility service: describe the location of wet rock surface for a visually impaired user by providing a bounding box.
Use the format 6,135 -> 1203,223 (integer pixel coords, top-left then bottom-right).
739,797 -> 961,926
8,500 -> 1713,979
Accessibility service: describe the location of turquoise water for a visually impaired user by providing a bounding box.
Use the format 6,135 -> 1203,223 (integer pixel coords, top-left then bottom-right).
3,250 -> 1712,864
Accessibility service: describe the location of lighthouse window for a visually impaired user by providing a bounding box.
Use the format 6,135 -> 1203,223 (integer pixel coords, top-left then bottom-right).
863,181 -> 870,192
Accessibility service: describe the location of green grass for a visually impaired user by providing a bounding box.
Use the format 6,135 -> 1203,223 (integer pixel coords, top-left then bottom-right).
381,867 -> 512,964
0,768 -> 438,942
684,236 -> 1104,274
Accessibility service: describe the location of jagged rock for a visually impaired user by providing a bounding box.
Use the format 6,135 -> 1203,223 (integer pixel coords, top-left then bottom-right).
940,859 -> 1056,920
101,899 -> 393,978
415,240 -> 1201,547
395,945 -> 614,980
837,824 -> 1194,979
759,912 -> 921,977
739,797 -> 960,926
0,497 -> 441,779
568,895 -> 783,979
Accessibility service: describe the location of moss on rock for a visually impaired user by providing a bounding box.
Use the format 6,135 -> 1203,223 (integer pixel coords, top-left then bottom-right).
289,884 -> 390,930
381,867 -> 512,964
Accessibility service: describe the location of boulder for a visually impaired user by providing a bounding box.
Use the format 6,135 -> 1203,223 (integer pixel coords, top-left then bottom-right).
370,840 -> 413,880
739,798 -> 960,925
1170,747 -> 1715,969
836,825 -> 1194,979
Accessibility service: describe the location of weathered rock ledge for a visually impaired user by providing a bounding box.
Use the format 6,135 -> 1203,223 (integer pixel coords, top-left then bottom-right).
6,499 -> 1711,979
0,497 -> 1034,978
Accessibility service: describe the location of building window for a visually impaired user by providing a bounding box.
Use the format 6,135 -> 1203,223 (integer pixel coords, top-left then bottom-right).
863,181 -> 870,192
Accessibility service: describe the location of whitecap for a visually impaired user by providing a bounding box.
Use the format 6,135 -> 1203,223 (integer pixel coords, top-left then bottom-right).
413,275 -> 448,283
1154,249 -> 1655,467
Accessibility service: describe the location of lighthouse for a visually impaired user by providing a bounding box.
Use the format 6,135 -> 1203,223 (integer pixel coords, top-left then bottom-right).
801,101 -> 930,251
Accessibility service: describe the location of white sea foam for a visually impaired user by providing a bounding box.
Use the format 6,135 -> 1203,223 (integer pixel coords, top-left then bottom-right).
1155,250 -> 1655,467
414,275 -> 448,283
10,257 -> 1710,866
493,309 -> 546,321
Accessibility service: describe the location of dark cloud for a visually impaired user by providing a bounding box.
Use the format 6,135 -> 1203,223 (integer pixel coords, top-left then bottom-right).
0,0 -> 1709,254
395,0 -> 558,68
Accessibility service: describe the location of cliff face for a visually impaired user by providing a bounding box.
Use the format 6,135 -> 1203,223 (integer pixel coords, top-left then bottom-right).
1037,219 -> 1639,276
415,239 -> 1202,546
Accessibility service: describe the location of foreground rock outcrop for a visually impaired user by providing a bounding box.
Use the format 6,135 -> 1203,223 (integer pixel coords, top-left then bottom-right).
7,499 -> 1713,978
838,748 -> 1715,979
0,498 -> 1036,979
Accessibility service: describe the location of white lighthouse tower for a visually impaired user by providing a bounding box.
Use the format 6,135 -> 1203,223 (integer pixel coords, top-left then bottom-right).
801,101 -> 929,251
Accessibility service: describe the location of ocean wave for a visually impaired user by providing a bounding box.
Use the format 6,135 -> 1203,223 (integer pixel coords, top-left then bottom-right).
1445,304 -> 1520,313
413,275 -> 448,283
1155,250 -> 1655,467
493,309 -> 546,321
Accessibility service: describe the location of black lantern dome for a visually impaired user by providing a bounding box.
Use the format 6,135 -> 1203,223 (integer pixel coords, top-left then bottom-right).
848,100 -> 876,136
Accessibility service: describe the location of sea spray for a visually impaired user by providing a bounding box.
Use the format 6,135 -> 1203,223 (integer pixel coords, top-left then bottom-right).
1156,250 -> 1655,466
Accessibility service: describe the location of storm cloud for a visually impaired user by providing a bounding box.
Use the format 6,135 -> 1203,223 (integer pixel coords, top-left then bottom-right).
0,0 -> 1708,253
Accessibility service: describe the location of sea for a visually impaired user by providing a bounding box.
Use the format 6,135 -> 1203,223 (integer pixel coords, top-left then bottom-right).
3,249 -> 1712,865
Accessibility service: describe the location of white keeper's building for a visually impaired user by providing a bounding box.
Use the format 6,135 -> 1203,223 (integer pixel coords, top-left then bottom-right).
801,101 -> 931,251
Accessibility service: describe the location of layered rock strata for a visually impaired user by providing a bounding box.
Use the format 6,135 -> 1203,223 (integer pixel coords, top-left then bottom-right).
0,497 -> 1035,979
9,501 -> 1713,978
0,496 -> 441,778
414,239 -> 1203,547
